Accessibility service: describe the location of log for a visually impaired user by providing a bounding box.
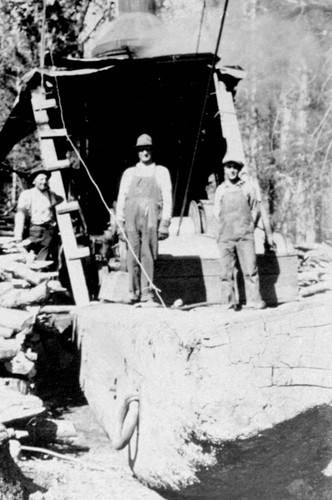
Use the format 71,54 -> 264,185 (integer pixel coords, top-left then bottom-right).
0,378 -> 30,396
0,308 -> 35,330
39,305 -> 76,314
300,283 -> 330,297
0,423 -> 26,500
5,351 -> 37,378
26,418 -> 77,443
0,282 -> 50,309
0,338 -> 25,361
1,262 -> 43,286
1,262 -> 57,286
0,326 -> 15,339
0,386 -> 44,424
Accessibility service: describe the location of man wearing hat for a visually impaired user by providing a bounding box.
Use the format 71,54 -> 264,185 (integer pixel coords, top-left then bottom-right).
116,134 -> 172,305
14,167 -> 63,263
213,160 -> 274,310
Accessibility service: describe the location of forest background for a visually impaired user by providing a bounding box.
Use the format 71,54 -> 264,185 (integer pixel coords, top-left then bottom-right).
0,0 -> 331,245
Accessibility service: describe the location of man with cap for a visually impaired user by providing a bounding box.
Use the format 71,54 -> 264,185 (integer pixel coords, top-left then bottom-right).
116,134 -> 172,305
14,167 -> 63,263
213,160 -> 274,310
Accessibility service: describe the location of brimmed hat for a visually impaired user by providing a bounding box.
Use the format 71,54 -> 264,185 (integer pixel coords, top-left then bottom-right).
29,167 -> 51,181
135,134 -> 153,148
222,160 -> 244,170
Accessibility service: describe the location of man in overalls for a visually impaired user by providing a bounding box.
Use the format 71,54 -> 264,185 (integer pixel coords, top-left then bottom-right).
213,160 -> 274,310
116,134 -> 172,305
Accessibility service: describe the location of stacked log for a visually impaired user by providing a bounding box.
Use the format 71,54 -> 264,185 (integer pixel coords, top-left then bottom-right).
296,243 -> 332,297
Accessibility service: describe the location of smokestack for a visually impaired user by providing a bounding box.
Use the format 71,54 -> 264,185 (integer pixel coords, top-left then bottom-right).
118,0 -> 156,15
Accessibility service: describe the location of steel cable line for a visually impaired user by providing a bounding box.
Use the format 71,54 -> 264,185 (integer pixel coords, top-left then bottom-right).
177,0 -> 231,235
172,0 -> 206,217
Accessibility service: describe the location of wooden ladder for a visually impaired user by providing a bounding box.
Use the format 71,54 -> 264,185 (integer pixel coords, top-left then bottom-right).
30,86 -> 90,306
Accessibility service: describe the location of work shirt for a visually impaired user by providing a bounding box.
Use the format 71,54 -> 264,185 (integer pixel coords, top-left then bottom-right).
116,162 -> 172,223
14,187 -> 63,241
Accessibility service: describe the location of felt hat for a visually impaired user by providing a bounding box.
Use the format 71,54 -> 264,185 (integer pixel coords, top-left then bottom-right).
135,134 -> 153,148
29,167 -> 51,181
222,160 -> 244,170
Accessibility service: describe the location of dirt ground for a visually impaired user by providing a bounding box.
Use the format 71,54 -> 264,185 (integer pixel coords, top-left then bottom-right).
13,345 -> 164,500
20,404 -> 163,500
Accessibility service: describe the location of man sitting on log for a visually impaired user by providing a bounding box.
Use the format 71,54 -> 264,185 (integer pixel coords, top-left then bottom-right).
13,167 -> 63,266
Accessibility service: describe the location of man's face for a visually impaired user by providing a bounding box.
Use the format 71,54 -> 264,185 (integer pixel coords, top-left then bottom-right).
137,146 -> 153,165
33,173 -> 49,191
224,164 -> 241,182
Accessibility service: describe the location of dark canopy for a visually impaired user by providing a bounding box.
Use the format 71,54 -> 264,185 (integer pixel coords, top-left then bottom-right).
0,53 -> 242,232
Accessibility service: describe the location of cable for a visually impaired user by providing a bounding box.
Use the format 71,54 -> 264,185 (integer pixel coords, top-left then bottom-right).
21,445 -> 106,471
177,0 -> 231,235
172,0 -> 207,219
196,0 -> 207,54
40,0 -> 47,89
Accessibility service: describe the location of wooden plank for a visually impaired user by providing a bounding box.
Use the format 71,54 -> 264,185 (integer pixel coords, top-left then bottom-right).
56,212 -> 90,306
33,109 -> 50,125
40,159 -> 71,171
31,97 -> 56,111
67,246 -> 90,260
29,89 -> 90,307
39,128 -> 67,138
155,253 -> 298,306
56,201 -> 80,214
214,73 -> 245,163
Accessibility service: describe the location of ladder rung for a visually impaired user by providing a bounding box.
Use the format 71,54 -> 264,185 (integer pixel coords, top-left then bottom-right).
39,128 -> 67,139
56,201 -> 80,215
31,98 -> 57,111
68,247 -> 90,260
34,112 -> 49,126
41,159 -> 70,171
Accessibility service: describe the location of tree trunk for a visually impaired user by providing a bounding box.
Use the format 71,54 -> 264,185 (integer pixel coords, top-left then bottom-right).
295,60 -> 316,245
0,425 -> 26,500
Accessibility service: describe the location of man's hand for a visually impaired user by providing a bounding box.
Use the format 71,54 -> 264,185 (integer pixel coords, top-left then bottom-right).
158,219 -> 170,241
265,233 -> 277,252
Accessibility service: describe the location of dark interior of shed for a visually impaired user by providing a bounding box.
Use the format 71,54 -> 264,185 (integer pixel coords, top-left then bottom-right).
51,53 -> 226,233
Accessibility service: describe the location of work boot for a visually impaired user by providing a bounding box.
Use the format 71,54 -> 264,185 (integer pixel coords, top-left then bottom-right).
138,291 -> 161,308
242,301 -> 266,310
125,292 -> 140,304
139,300 -> 161,308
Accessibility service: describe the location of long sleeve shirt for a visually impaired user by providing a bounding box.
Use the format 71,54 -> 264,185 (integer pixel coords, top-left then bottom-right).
116,162 -> 172,223
14,187 -> 63,241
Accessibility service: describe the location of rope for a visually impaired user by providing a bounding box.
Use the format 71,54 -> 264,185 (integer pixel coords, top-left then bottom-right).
177,0 -> 231,235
